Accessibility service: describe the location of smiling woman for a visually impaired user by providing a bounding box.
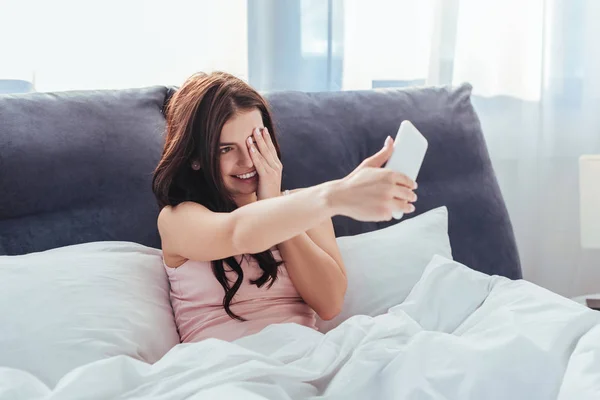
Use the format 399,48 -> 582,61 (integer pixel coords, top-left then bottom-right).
217,110 -> 266,205
152,72 -> 286,322
151,71 -> 418,342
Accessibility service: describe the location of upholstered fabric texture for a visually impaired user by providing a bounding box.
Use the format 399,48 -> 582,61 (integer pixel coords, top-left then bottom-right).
0,84 -> 521,279
268,85 -> 521,279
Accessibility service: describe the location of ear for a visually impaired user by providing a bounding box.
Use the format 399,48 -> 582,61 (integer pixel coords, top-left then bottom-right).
191,160 -> 201,170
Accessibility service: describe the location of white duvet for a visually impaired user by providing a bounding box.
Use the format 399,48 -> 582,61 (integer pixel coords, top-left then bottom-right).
3,256 -> 599,400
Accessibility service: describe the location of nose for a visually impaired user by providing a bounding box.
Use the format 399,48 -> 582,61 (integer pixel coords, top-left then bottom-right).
238,146 -> 254,169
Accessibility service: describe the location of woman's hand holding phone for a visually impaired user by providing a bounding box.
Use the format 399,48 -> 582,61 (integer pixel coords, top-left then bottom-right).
329,136 -> 417,222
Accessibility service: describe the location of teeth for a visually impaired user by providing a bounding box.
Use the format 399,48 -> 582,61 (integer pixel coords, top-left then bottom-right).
236,171 -> 257,179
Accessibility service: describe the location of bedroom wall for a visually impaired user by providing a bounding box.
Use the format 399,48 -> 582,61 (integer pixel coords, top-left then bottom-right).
472,95 -> 600,298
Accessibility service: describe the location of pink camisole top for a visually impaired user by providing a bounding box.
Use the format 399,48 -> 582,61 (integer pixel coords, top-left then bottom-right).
164,248 -> 317,343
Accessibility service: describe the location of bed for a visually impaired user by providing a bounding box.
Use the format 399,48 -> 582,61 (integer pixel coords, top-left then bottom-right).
1,84 -> 598,399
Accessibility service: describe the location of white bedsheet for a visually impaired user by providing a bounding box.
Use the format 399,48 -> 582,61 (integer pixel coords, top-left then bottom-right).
2,256 -> 599,400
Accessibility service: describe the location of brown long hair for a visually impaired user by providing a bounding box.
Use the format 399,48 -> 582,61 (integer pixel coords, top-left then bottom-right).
152,71 -> 283,321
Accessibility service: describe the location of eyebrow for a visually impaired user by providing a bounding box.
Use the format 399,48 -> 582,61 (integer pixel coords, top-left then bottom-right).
219,138 -> 256,146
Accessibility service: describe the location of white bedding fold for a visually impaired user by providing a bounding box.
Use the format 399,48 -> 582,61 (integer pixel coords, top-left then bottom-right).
2,256 -> 599,400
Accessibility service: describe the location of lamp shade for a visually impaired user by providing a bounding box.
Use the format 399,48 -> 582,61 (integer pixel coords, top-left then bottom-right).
580,155 -> 600,249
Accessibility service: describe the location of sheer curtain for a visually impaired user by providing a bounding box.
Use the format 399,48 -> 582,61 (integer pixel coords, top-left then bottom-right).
0,0 -> 248,91
341,0 -> 600,297
2,0 -> 598,296
247,0 -> 344,92
250,0 -> 600,297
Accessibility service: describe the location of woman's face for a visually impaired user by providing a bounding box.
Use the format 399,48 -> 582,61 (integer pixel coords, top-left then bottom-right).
218,108 -> 263,204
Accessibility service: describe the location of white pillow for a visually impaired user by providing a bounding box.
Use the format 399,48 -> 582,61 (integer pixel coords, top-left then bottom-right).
0,241 -> 180,387
317,206 -> 452,333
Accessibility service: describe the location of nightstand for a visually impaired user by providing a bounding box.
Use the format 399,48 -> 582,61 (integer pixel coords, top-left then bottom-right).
572,294 -> 600,311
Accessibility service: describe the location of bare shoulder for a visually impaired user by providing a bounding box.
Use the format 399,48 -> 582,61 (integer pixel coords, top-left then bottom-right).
158,202 -> 212,268
158,202 -> 209,228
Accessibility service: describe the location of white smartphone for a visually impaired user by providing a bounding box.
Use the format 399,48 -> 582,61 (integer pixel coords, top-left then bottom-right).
385,120 -> 428,220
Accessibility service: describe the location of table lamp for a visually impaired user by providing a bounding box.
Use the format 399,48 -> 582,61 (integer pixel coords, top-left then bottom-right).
579,155 -> 600,249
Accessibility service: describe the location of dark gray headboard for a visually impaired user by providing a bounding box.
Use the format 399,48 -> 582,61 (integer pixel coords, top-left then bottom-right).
268,85 -> 521,279
0,87 -> 169,255
0,84 -> 522,279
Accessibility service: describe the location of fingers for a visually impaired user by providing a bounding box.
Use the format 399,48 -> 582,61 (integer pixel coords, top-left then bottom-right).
262,127 -> 280,163
392,198 -> 415,214
247,136 -> 267,175
380,170 -> 417,216
377,169 -> 416,189
253,127 -> 280,169
378,198 -> 415,222
391,184 -> 417,203
360,136 -> 394,168
390,171 -> 417,190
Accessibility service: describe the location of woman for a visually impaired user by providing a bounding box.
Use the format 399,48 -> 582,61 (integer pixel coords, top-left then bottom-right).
152,71 -> 417,342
